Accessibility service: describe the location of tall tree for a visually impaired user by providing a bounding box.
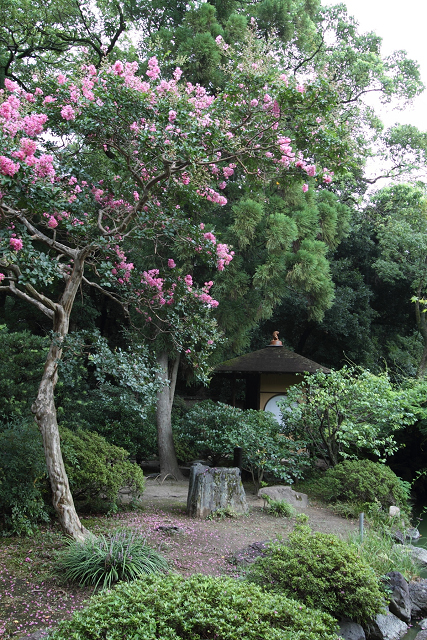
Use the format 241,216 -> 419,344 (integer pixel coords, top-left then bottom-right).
371,184 -> 427,378
0,36 -> 354,531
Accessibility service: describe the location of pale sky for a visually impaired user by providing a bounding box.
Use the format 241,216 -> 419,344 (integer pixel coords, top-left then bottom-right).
324,0 -> 427,132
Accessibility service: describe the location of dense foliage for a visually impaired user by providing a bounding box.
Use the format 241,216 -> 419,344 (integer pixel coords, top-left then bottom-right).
246,516 -> 385,624
279,367 -> 416,466
60,428 -> 145,512
174,400 -> 309,487
0,417 -> 49,535
0,418 -> 145,534
309,460 -> 411,514
48,573 -> 339,640
56,530 -> 168,589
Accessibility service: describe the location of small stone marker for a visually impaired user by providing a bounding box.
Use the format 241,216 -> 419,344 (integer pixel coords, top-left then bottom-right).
186,464 -> 248,518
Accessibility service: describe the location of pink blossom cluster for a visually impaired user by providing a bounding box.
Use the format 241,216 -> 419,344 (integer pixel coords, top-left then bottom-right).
111,245 -> 134,284
146,57 -> 161,81
216,243 -> 234,271
0,273 -> 5,282
9,237 -> 23,251
0,155 -> 20,176
194,281 -> 219,308
197,188 -> 227,206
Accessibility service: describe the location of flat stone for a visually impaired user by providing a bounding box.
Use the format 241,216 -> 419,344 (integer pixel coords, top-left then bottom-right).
414,630 -> 427,640
17,630 -> 49,640
257,485 -> 308,508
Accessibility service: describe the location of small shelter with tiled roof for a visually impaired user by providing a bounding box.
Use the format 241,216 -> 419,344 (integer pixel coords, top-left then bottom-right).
215,332 -> 329,419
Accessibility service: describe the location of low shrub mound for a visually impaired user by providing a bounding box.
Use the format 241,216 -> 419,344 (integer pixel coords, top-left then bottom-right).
56,530 -> 168,589
60,427 -> 145,512
315,460 -> 411,513
48,573 -> 339,640
246,516 -> 385,624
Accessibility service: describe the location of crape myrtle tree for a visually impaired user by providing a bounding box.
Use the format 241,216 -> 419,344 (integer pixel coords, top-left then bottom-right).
0,32 -> 351,537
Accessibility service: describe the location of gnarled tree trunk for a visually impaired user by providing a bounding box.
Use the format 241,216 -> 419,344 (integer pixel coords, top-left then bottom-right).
32,256 -> 89,540
156,351 -> 184,480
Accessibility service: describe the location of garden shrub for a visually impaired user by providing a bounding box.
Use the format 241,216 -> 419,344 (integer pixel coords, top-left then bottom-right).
48,573 -> 339,640
246,516 -> 385,624
56,529 -> 168,589
174,400 -> 309,488
60,428 -> 145,512
314,460 -> 411,513
0,417 -> 50,535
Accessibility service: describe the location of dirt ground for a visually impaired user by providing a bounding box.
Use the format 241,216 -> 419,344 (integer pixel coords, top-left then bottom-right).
0,479 -> 358,639
133,478 -> 358,577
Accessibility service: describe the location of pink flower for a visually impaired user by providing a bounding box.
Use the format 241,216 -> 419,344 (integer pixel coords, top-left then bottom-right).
296,84 -> 305,93
207,340 -> 214,345
0,156 -> 20,176
133,191 -> 140,201
10,237 -> 23,251
34,154 -> 55,178
168,259 -> 176,268
19,138 -> 37,156
302,183 -> 309,192
173,67 -> 183,81
57,74 -> 67,84
146,56 -> 160,81
184,274 -> 193,287
250,99 -> 259,107
113,60 -> 124,75
43,95 -> 57,104
61,105 -> 75,121
0,273 -> 5,282
4,78 -> 19,92
48,216 -> 58,228
168,110 -> 177,123
185,348 -> 191,354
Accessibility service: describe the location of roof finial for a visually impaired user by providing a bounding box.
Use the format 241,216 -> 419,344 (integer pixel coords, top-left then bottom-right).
269,331 -> 283,346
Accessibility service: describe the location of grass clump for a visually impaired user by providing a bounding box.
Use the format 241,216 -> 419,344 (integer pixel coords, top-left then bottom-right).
348,528 -> 421,581
56,529 -> 168,589
261,494 -> 296,518
246,515 -> 385,625
48,573 -> 339,640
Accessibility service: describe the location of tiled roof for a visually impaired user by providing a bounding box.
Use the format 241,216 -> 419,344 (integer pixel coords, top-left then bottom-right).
216,346 -> 330,374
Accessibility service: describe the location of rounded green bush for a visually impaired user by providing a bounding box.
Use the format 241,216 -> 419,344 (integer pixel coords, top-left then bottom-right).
246,518 -> 385,624
48,573 -> 339,640
317,460 -> 411,512
60,427 -> 145,512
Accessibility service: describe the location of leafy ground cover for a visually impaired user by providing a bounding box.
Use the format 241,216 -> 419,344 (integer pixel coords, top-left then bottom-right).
0,481 -> 357,638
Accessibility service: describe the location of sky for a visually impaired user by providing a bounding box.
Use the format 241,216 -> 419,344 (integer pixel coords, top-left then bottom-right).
324,0 -> 427,131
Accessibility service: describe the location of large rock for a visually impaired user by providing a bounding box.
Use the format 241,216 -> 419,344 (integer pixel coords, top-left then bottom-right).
386,572 -> 411,623
408,546 -> 427,567
257,485 -> 308,508
414,630 -> 427,640
366,609 -> 408,640
409,579 -> 427,618
186,464 -> 248,518
338,619 -> 366,640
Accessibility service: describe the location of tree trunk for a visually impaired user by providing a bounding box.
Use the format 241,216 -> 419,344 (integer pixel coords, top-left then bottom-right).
156,351 -> 184,480
32,256 -> 90,540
